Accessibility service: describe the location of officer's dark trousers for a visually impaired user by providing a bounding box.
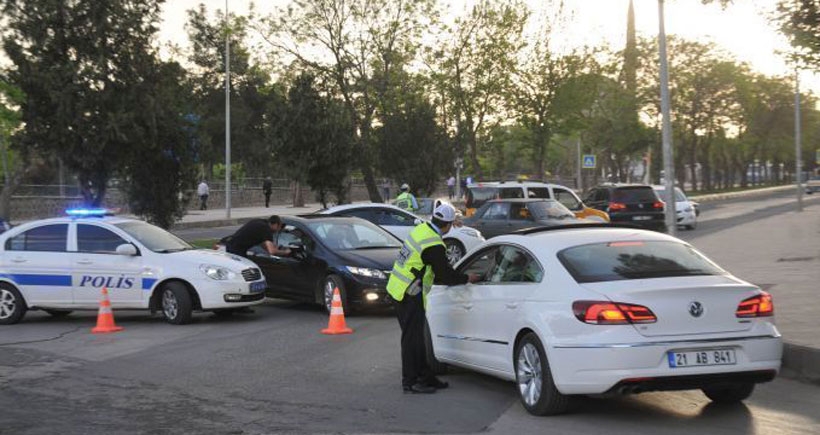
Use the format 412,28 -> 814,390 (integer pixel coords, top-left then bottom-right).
396,291 -> 431,387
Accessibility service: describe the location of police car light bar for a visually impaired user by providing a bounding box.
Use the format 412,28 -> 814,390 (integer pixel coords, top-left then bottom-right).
66,208 -> 114,217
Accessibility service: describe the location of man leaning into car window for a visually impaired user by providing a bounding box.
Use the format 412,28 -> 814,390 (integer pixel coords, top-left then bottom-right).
226,215 -> 291,258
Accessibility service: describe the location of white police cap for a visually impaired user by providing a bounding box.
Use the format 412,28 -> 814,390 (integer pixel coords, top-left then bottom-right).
432,203 -> 457,223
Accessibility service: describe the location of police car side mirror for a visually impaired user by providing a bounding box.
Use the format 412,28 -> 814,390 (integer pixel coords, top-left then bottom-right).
414,218 -> 423,225
116,243 -> 138,256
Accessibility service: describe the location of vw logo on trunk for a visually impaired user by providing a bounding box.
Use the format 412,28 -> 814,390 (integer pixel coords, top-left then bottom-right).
689,301 -> 704,318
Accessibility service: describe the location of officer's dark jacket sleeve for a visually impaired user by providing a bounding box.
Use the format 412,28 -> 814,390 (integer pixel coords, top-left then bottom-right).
421,245 -> 469,286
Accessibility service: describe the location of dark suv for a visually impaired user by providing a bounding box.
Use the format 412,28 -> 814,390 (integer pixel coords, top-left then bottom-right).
583,184 -> 667,232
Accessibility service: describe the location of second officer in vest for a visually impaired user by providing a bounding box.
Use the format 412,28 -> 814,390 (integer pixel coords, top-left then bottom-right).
387,203 -> 479,394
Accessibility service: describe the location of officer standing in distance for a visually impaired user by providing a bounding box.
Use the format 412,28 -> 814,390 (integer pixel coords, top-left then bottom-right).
226,215 -> 291,258
387,203 -> 479,394
395,183 -> 418,212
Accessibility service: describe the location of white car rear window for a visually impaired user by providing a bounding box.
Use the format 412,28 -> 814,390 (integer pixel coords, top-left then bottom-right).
557,241 -> 725,283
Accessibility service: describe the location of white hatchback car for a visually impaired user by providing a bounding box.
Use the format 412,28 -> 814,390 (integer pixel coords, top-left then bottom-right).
653,185 -> 698,230
319,203 -> 485,264
0,210 -> 267,325
427,226 -> 782,416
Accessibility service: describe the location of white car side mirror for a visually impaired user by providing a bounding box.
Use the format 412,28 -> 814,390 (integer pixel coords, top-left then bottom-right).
414,218 -> 423,225
116,243 -> 138,256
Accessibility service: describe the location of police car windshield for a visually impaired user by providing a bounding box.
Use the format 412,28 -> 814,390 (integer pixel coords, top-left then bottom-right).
115,221 -> 192,253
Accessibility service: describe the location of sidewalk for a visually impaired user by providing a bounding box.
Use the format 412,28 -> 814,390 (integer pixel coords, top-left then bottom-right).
688,200 -> 820,384
170,202 -> 328,230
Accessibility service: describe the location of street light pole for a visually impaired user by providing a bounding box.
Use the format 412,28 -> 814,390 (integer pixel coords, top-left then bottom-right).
225,0 -> 232,219
658,0 -> 676,236
795,67 -> 803,212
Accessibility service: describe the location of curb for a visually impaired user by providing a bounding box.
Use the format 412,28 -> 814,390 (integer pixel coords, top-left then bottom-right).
781,342 -> 820,385
689,185 -> 795,203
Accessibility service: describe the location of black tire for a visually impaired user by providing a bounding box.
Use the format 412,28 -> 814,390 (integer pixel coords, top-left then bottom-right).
443,239 -> 466,266
160,282 -> 193,325
0,283 -> 27,325
514,333 -> 571,416
321,274 -> 348,314
44,309 -> 73,318
424,320 -> 448,375
702,383 -> 755,403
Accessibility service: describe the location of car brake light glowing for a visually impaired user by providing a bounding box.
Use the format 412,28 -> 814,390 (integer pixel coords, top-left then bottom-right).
609,202 -> 627,211
653,201 -> 665,209
608,241 -> 645,247
573,301 -> 657,325
736,292 -> 774,318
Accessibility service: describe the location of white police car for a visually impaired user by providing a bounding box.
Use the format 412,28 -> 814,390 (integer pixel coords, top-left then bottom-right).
0,209 -> 267,325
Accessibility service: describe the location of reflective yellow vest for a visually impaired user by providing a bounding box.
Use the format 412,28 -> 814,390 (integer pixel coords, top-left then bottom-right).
395,192 -> 415,211
387,223 -> 444,307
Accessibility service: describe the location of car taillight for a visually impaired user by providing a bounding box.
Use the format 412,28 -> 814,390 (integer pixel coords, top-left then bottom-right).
572,301 -> 657,325
736,292 -> 774,318
653,201 -> 665,209
608,202 -> 626,211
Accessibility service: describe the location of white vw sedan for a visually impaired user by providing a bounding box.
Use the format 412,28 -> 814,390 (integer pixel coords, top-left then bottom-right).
0,210 -> 267,325
426,225 -> 782,416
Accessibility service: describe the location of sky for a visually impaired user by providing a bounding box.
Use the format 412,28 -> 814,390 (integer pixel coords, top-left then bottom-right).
158,0 -> 814,90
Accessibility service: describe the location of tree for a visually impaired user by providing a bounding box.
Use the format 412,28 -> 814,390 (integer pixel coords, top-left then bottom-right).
428,0 -> 528,179
774,0 -> 820,67
377,85 -> 450,196
0,76 -> 26,220
277,73 -> 355,209
2,0 -> 171,206
260,0 -> 436,202
185,6 -> 271,179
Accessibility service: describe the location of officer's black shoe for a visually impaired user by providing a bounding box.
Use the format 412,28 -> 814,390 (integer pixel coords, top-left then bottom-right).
403,383 -> 436,394
421,376 -> 449,390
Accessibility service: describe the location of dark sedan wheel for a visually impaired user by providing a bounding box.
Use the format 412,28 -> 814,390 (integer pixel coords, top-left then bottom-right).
0,283 -> 27,325
444,239 -> 466,265
702,383 -> 755,403
322,274 -> 347,314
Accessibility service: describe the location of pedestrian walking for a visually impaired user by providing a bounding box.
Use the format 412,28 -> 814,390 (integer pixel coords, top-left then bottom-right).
395,183 -> 418,212
446,176 -> 456,199
197,180 -> 210,210
382,178 -> 391,203
263,177 -> 273,208
387,203 -> 479,394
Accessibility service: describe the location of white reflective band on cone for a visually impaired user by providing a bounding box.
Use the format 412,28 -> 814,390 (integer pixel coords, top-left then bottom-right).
333,293 -> 341,302
330,307 -> 344,315
98,306 -> 113,315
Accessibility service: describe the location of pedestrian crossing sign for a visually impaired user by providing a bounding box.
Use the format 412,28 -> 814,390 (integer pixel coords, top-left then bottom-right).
582,154 -> 596,169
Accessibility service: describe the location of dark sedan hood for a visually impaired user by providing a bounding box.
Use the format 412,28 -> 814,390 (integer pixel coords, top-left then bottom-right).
335,247 -> 400,270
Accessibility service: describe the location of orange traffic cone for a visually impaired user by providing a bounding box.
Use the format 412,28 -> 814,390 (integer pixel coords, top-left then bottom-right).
321,287 -> 353,335
92,287 -> 124,334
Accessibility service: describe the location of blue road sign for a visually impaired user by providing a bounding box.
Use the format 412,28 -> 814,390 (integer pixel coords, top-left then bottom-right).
582,154 -> 596,169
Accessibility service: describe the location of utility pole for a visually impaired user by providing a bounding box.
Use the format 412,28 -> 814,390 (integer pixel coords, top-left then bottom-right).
224,0 -> 232,218
795,67 -> 803,212
658,0 -> 677,236
576,138 -> 582,191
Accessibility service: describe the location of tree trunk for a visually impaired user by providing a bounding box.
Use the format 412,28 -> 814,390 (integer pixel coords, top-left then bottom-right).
292,180 -> 305,207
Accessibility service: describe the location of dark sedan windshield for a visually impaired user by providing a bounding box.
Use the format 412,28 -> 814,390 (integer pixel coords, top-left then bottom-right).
308,220 -> 401,250
558,240 -> 726,283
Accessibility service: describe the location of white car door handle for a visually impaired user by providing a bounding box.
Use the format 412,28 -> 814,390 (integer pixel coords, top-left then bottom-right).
11,257 -> 26,263
77,259 -> 93,265
505,303 -> 518,309
462,304 -> 473,310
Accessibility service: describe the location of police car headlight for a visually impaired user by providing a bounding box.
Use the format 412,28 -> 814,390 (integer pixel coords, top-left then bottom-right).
199,264 -> 237,281
346,266 -> 386,279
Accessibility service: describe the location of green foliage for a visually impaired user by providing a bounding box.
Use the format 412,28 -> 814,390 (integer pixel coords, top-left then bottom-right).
775,0 -> 820,68
377,89 -> 451,197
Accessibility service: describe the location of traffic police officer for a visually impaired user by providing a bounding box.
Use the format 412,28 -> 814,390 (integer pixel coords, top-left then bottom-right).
395,183 -> 418,212
387,203 -> 479,394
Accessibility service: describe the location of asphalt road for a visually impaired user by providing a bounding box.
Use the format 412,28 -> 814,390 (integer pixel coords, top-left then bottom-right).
1,192 -> 819,434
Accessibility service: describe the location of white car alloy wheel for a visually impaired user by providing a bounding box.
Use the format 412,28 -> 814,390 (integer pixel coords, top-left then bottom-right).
514,333 -> 570,416
517,342 -> 543,407
0,285 -> 26,325
444,239 -> 466,265
162,289 -> 178,320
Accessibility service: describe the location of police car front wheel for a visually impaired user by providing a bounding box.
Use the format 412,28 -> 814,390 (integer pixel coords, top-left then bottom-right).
160,282 -> 193,325
0,283 -> 27,325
